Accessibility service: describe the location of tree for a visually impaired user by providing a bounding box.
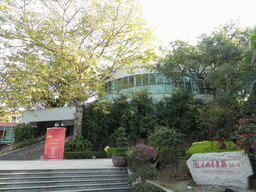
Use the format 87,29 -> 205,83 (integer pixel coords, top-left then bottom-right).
0,0 -> 156,137
156,22 -> 250,98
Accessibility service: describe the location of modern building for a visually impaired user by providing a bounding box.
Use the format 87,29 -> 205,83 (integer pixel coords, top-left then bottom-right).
102,61 -> 212,102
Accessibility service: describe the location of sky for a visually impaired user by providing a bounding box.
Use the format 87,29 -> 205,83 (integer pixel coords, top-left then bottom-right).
139,0 -> 256,46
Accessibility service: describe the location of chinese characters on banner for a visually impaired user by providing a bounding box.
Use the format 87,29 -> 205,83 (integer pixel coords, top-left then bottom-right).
43,127 -> 66,160
194,159 -> 241,174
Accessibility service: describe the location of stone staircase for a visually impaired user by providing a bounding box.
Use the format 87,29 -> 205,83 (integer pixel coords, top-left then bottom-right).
0,167 -> 131,191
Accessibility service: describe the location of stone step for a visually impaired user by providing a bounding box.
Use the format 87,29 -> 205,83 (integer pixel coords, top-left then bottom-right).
0,178 -> 129,188
0,174 -> 128,182
0,166 -> 131,191
0,168 -> 128,177
0,183 -> 131,192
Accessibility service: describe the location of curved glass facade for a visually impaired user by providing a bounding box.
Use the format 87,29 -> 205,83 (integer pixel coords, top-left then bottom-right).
102,73 -> 210,100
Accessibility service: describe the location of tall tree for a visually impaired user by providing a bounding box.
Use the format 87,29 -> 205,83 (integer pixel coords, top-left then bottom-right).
0,0 -> 156,137
156,22 -> 250,98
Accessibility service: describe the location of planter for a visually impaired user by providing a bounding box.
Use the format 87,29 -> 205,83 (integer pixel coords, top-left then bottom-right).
112,156 -> 127,167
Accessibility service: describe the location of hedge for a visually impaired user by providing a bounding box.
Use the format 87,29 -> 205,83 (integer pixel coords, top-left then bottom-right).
186,141 -> 243,160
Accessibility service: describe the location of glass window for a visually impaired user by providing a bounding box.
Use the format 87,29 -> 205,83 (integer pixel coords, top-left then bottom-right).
184,76 -> 192,93
149,73 -> 156,85
111,80 -> 116,93
116,78 -> 122,92
135,75 -> 141,87
141,74 -> 149,86
164,74 -> 172,94
205,82 -> 211,94
157,73 -> 165,94
129,76 -> 134,87
178,76 -> 185,91
149,73 -> 157,94
198,79 -> 205,94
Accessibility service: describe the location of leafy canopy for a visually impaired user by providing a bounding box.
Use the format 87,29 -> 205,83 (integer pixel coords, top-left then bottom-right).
0,0 -> 156,108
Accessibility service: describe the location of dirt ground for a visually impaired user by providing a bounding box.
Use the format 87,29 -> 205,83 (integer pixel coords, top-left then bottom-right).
154,166 -> 256,192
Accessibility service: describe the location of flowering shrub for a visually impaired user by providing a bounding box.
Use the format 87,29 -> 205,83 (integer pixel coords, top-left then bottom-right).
126,144 -> 158,184
198,105 -> 237,150
127,144 -> 157,170
233,116 -> 256,152
232,116 -> 256,176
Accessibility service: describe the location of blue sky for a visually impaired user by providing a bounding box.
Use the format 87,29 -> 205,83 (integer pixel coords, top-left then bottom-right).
139,0 -> 256,45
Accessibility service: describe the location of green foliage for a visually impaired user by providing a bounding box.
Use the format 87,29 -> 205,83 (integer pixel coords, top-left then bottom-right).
148,126 -> 183,155
82,101 -> 115,151
82,91 -> 157,150
64,151 -> 107,159
14,123 -> 35,142
127,163 -> 158,184
155,91 -> 205,139
156,22 -> 251,98
14,139 -> 40,149
64,133 -> 92,152
198,104 -> 238,149
130,182 -> 166,192
120,90 -> 157,141
243,81 -> 256,117
116,127 -> 128,148
232,117 -> 256,175
148,126 -> 184,170
185,141 -> 243,160
106,147 -> 130,157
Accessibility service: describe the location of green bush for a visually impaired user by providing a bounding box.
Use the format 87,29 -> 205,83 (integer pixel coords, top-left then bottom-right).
64,133 -> 92,152
186,141 -> 243,160
14,123 -> 35,142
155,91 -> 205,139
64,151 -> 107,159
116,127 -> 128,148
14,139 -> 40,149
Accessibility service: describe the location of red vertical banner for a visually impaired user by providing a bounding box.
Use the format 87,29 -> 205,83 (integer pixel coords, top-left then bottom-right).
43,127 -> 66,160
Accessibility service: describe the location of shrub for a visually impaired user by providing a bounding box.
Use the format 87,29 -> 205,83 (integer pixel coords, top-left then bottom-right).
148,126 -> 183,166
14,139 -> 40,149
14,123 -> 35,142
186,141 -> 243,160
126,144 -> 158,184
116,127 -> 128,148
155,90 -> 205,139
64,132 -> 92,152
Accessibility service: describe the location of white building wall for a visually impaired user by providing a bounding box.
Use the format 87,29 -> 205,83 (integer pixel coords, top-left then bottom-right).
20,107 -> 76,124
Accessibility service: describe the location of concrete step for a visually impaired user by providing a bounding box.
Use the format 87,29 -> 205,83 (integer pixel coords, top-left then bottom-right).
0,167 -> 131,191
0,174 -> 128,182
0,183 -> 131,192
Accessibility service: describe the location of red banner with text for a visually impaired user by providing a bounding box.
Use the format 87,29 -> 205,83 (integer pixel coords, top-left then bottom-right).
43,127 -> 66,160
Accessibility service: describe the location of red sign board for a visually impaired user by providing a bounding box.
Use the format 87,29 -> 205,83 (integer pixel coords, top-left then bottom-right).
43,127 -> 66,160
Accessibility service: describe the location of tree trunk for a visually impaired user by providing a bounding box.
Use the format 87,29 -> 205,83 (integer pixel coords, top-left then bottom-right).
73,99 -> 83,139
